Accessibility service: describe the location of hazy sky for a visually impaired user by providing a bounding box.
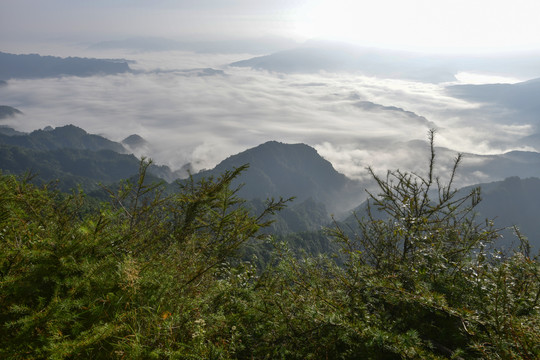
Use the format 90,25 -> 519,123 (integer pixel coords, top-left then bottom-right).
3,0 -> 540,53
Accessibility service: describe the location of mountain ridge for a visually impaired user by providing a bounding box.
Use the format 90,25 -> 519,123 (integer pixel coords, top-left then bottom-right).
230,46 -> 457,82
0,124 -> 127,153
0,105 -> 23,119
194,140 -> 364,214
0,51 -> 131,79
445,77 -> 540,149
0,124 -> 178,191
2,123 -> 540,251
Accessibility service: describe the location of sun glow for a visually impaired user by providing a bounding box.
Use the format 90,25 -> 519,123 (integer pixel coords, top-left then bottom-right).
294,2 -> 360,40
293,1 -> 458,50
291,0 -> 540,53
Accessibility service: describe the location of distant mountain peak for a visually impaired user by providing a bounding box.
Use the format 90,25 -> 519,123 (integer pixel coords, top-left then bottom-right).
215,140 -> 340,176
0,105 -> 23,120
196,140 -> 363,213
230,45 -> 457,83
0,51 -> 131,79
0,124 -> 127,154
122,134 -> 148,149
48,124 -> 87,134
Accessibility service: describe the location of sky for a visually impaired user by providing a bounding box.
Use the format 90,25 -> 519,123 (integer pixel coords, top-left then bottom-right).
3,0 -> 540,53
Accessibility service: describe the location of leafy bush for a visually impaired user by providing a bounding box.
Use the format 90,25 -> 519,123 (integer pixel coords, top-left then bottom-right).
0,162 -> 286,358
250,131 -> 539,359
1,135 -> 538,359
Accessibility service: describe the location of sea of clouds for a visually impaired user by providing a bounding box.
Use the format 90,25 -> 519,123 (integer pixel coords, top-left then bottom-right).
0,48 -> 535,186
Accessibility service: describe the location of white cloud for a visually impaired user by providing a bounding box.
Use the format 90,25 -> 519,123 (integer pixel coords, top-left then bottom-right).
0,50 -> 535,187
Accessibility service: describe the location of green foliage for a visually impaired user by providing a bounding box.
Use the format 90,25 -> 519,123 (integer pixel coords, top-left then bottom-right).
252,130 -> 540,359
0,162 -> 286,358
1,134 -> 538,359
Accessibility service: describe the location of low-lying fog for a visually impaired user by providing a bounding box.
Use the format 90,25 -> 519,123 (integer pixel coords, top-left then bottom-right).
1,46 -> 538,185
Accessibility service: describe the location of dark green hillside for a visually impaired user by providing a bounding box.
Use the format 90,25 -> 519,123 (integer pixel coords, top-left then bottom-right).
0,124 -> 126,153
187,141 -> 361,251
461,176 -> 540,251
195,141 -> 363,213
0,134 -> 335,250
0,127 -> 25,136
0,145 -> 142,191
247,196 -> 330,236
0,125 -> 176,191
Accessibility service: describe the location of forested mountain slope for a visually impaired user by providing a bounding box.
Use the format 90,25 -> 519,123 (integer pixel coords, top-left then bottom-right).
345,175 -> 540,252
0,124 -> 127,153
0,105 -> 22,119
0,125 -> 172,191
194,140 -> 364,213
